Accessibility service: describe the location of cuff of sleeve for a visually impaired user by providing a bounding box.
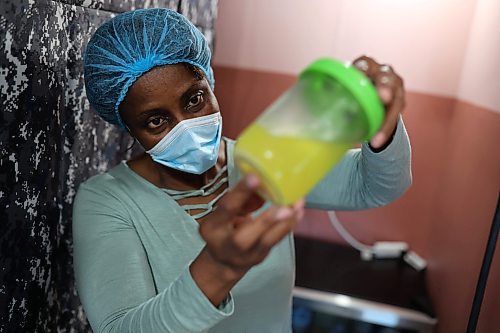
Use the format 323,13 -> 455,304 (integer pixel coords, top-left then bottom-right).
174,264 -> 234,327
361,115 -> 406,162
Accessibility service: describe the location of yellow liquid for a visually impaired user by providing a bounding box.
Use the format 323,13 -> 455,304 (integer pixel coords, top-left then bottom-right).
234,124 -> 351,205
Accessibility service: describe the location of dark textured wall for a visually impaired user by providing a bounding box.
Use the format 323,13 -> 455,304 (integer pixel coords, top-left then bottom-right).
0,0 -> 217,331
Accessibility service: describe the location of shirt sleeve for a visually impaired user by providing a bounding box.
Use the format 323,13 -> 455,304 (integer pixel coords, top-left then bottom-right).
305,116 -> 412,211
72,181 -> 234,333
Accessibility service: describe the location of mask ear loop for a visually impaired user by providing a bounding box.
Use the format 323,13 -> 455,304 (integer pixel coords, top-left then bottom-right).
125,138 -> 137,152
124,124 -> 139,152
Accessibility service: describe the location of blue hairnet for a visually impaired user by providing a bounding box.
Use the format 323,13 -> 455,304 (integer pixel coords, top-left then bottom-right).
83,8 -> 214,128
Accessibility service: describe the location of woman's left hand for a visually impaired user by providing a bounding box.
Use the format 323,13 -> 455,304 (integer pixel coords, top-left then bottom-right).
352,55 -> 406,149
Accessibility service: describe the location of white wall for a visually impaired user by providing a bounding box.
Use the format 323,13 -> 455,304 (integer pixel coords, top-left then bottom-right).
215,0 -> 484,101
327,0 -> 476,98
458,0 -> 500,113
214,0 -> 343,74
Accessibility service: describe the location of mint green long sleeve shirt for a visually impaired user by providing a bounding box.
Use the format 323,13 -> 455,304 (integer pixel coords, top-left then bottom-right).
72,118 -> 411,333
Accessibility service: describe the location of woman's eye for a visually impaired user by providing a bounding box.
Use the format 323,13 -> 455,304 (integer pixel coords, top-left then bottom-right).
186,92 -> 204,110
146,116 -> 167,129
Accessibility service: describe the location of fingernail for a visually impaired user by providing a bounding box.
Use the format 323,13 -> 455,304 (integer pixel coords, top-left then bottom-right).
378,86 -> 392,103
276,207 -> 293,220
370,132 -> 386,148
245,174 -> 260,188
354,59 -> 369,72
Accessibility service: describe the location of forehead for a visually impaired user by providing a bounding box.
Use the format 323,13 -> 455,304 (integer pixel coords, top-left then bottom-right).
127,63 -> 197,99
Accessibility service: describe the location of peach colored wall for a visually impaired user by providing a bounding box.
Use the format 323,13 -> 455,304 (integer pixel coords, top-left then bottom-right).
214,0 -> 477,97
425,100 -> 500,333
213,0 -> 342,74
458,0 -> 500,113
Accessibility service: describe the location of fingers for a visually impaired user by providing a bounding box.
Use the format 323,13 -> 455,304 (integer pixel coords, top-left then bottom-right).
258,206 -> 302,250
352,55 -> 380,78
374,64 -> 398,104
352,56 -> 404,106
232,199 -> 305,253
240,192 -> 266,216
200,197 -> 305,270
232,206 -> 292,251
352,55 -> 406,148
198,175 -> 262,244
372,85 -> 404,147
214,174 -> 261,220
370,68 -> 403,147
292,199 -> 306,220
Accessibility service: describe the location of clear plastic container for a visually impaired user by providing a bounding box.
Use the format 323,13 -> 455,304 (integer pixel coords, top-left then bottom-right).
234,58 -> 384,205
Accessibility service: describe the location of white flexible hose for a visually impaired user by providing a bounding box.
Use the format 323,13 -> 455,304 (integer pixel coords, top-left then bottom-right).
327,211 -> 373,254
327,211 -> 414,262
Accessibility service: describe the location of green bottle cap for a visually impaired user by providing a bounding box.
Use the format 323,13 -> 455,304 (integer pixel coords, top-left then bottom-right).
300,58 -> 384,140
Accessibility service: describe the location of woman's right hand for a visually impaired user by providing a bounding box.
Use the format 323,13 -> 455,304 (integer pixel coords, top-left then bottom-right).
190,175 -> 304,306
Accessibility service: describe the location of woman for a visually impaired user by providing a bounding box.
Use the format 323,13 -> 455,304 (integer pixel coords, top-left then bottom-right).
73,8 -> 411,333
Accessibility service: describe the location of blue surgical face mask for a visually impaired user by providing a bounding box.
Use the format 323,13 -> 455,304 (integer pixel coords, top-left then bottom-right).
146,112 -> 222,174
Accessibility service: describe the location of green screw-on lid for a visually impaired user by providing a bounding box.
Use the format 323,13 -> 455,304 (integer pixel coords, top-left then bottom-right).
300,58 -> 384,140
